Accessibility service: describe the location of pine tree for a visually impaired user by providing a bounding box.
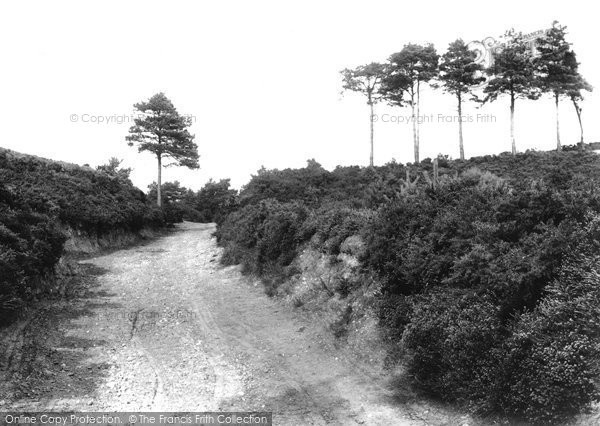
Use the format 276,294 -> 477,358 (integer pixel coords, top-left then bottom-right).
484,30 -> 541,155
439,39 -> 485,160
381,44 -> 439,163
535,22 -> 592,150
126,93 -> 199,206
341,63 -> 386,167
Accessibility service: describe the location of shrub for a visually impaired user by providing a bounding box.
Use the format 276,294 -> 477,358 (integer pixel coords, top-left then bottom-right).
162,201 -> 184,224
339,235 -> 366,257
498,255 -> 600,424
147,181 -> 189,224
191,179 -> 238,224
0,149 -> 162,234
217,200 -> 308,279
401,290 -> 503,411
216,202 -> 267,268
143,203 -> 167,228
301,206 -> 374,255
363,171 -> 511,295
0,184 -> 66,325
238,160 -> 330,207
375,293 -> 414,367
364,167 -> 600,421
255,201 -> 308,269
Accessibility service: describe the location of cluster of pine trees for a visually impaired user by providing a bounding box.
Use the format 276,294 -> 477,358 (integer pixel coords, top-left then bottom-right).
342,22 -> 592,165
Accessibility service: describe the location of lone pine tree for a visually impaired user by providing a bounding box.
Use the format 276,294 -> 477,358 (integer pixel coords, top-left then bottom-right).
126,93 -> 199,207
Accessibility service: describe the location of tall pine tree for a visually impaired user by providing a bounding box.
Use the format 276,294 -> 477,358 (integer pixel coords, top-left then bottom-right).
535,22 -> 592,150
439,39 -> 485,160
341,63 -> 386,167
381,44 -> 439,163
126,93 -> 199,206
484,30 -> 540,155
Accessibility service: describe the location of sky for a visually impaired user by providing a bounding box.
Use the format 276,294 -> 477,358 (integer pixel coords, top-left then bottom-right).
0,0 -> 598,191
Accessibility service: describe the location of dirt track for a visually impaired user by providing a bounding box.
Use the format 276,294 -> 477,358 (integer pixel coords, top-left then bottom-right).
0,222 -> 468,425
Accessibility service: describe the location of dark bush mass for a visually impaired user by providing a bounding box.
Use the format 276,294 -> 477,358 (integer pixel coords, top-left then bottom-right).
0,149 -> 164,234
0,182 -> 65,324
187,179 -> 239,224
215,150 -> 600,423
217,200 -> 308,276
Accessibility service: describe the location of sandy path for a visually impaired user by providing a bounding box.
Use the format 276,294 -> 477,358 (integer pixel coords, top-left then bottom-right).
0,222 -> 460,425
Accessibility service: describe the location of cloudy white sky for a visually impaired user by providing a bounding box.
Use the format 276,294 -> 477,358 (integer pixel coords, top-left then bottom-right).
0,0 -> 597,190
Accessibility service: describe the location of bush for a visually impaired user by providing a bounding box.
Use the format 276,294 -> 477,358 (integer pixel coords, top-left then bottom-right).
255,201 -> 308,269
216,200 -> 308,279
191,179 -> 238,224
0,184 -> 66,325
0,149 -> 162,234
339,235 -> 366,257
401,290 -> 503,411
498,255 -> 600,424
300,206 -> 374,255
162,201 -> 184,224
363,171 -> 508,296
238,160 -> 331,207
364,168 -> 600,420
143,203 -> 167,228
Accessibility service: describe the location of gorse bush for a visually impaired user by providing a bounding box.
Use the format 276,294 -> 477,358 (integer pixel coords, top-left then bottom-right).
238,160 -> 331,207
255,201 -> 308,269
0,183 -> 66,325
401,290 -> 503,411
216,200 -> 308,276
365,170 -> 600,422
498,254 -> 600,424
215,150 -> 600,422
300,205 -> 374,255
0,149 -> 164,234
190,179 -> 238,224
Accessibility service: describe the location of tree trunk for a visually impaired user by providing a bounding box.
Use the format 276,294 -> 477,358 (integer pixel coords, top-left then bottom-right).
555,92 -> 561,151
411,90 -> 418,163
157,154 -> 162,207
433,157 -> 439,189
458,92 -> 464,160
510,93 -> 516,156
572,97 -> 584,150
416,80 -> 421,162
369,98 -> 374,167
